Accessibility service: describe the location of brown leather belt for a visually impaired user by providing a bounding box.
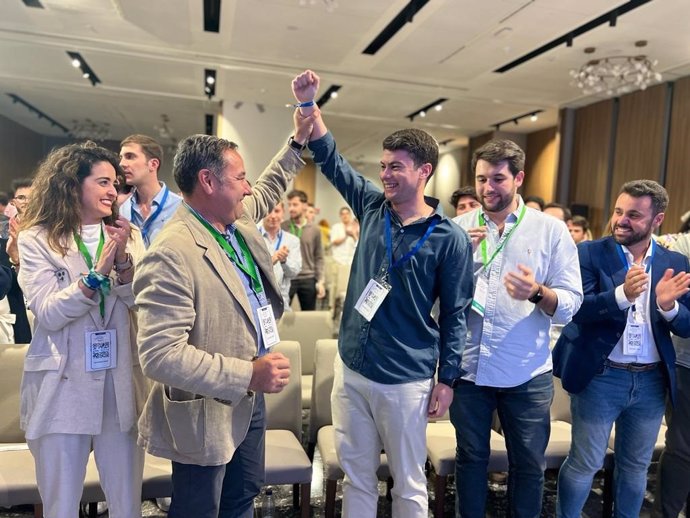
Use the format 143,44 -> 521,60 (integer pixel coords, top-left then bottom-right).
605,360 -> 660,372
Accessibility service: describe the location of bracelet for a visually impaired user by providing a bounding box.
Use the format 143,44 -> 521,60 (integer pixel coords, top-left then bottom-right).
114,253 -> 133,272
290,100 -> 315,108
82,270 -> 111,296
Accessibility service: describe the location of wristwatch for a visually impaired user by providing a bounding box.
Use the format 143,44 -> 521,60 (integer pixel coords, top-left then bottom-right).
438,378 -> 460,388
528,284 -> 545,304
287,136 -> 307,153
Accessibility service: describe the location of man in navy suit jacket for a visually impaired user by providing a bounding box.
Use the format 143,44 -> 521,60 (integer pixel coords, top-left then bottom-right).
553,180 -> 690,518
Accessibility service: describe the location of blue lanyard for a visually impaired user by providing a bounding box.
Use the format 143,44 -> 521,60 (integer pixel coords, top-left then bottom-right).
261,229 -> 283,250
139,185 -> 169,245
616,240 -> 655,274
384,209 -> 438,273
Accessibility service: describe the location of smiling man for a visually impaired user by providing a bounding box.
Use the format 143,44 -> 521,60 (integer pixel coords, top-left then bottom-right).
451,139 -> 583,518
119,134 -> 182,248
133,116 -> 313,517
554,180 -> 690,518
292,70 -> 474,518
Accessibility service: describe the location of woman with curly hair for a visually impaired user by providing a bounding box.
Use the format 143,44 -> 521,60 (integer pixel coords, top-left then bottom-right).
18,141 -> 146,518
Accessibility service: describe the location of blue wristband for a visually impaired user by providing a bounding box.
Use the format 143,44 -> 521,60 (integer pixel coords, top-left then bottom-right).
82,270 -> 111,296
292,100 -> 315,108
82,272 -> 100,290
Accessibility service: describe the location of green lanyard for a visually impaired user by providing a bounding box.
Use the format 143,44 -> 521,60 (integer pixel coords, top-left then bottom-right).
74,228 -> 106,318
478,204 -> 527,269
189,208 -> 263,294
289,220 -> 303,238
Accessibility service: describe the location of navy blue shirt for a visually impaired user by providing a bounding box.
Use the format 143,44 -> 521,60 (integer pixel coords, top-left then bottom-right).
309,132 -> 474,384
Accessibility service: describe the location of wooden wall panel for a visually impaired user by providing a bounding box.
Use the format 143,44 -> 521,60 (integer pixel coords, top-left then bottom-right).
293,158 -> 316,204
610,84 -> 668,210
0,114 -> 44,189
465,131 -> 493,185
663,76 -> 690,234
524,126 -> 557,203
569,99 -> 613,237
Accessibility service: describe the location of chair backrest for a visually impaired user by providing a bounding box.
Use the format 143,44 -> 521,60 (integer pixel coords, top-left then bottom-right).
277,311 -> 334,376
264,340 -> 302,439
0,344 -> 28,442
551,374 -> 572,423
308,339 -> 338,444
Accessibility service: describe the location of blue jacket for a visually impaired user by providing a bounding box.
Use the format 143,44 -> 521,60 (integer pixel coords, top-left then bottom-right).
553,236 -> 690,404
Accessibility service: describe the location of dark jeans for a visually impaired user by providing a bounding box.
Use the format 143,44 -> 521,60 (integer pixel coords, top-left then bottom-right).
168,393 -> 265,518
450,371 -> 553,518
289,277 -> 316,311
655,364 -> 690,518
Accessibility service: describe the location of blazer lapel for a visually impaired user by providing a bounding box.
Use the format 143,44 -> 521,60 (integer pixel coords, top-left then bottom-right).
605,237 -> 628,288
235,217 -> 280,299
182,209 -> 256,326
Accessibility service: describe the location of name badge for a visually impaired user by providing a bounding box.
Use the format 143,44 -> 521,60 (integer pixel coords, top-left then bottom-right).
623,322 -> 646,356
258,304 -> 280,348
85,329 -> 117,372
472,275 -> 488,317
355,278 -> 391,322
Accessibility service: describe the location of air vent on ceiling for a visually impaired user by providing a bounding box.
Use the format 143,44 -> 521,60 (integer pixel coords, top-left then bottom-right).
204,0 -> 221,33
21,0 -> 44,8
363,0 -> 431,55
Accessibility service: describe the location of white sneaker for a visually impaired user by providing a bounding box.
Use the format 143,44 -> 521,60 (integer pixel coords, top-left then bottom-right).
156,497 -> 171,512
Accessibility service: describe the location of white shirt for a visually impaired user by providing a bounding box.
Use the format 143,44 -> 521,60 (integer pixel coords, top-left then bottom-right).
330,222 -> 357,265
452,196 -> 583,387
610,241 -> 678,364
258,225 -> 302,311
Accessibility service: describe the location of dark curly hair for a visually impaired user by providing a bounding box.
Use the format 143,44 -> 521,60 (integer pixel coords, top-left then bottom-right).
21,141 -> 122,255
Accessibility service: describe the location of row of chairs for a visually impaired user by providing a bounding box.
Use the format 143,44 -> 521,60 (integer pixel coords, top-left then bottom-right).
0,342 -> 312,518
0,337 -> 671,518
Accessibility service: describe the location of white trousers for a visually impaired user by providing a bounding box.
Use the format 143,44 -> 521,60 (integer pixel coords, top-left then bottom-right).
331,355 -> 433,518
27,372 -> 144,518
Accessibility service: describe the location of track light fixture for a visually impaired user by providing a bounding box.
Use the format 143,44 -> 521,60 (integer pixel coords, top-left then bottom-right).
204,69 -> 217,99
66,51 -> 100,87
406,98 -> 448,122
316,85 -> 341,108
7,94 -> 69,133
492,110 -> 543,131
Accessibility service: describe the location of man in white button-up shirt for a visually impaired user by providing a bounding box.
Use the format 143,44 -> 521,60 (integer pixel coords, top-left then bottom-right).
452,139 -> 583,518
554,180 -> 690,518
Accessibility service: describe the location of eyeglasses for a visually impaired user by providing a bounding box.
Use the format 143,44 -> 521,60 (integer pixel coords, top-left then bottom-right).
14,195 -> 29,201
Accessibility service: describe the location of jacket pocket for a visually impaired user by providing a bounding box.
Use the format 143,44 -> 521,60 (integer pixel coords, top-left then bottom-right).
162,387 -> 206,454
24,354 -> 62,371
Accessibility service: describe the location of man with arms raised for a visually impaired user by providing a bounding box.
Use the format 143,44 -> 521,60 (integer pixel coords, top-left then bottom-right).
133,112 -> 314,518
452,139 -> 583,518
292,70 -> 473,518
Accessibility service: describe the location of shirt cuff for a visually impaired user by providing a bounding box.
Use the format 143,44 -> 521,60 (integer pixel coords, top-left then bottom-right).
615,284 -> 633,310
657,300 -> 679,321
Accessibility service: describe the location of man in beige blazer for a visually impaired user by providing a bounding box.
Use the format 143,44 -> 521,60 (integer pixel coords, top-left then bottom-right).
133,118 -> 313,518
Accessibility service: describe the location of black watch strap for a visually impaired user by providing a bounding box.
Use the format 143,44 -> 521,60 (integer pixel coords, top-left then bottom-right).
288,136 -> 306,152
528,284 -> 544,304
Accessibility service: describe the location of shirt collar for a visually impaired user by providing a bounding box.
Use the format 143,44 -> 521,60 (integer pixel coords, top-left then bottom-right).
133,181 -> 167,207
621,238 -> 654,267
478,194 -> 524,226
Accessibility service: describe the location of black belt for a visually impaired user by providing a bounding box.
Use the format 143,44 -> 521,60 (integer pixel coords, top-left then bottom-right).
605,360 -> 660,372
